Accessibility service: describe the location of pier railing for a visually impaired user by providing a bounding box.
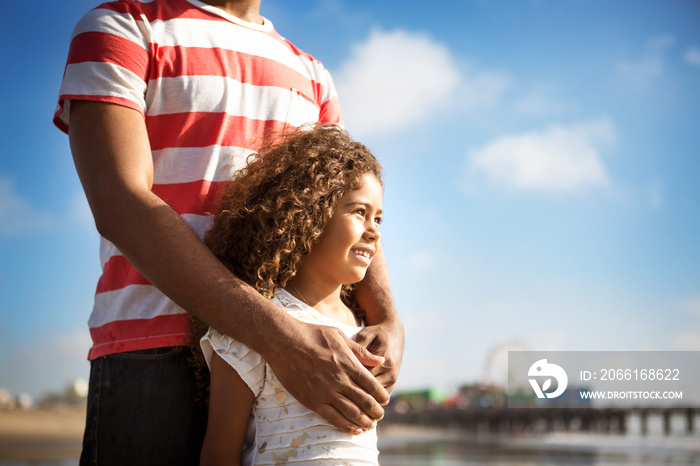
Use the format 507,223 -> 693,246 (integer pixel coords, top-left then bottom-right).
383,406 -> 700,436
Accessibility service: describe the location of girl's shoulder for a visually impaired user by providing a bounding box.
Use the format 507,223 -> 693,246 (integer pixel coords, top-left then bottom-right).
272,289 -> 363,338
271,288 -> 325,324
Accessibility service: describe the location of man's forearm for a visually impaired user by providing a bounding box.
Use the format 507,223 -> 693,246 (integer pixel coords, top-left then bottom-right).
104,191 -> 291,347
355,247 -> 402,327
68,101 -> 292,355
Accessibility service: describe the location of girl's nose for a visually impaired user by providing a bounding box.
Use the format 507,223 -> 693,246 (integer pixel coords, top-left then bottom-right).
364,222 -> 381,242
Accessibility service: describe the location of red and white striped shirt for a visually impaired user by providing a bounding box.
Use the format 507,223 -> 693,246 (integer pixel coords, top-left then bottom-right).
54,0 -> 342,359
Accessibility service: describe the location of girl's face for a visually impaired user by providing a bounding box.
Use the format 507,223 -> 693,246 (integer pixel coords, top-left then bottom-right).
298,173 -> 383,287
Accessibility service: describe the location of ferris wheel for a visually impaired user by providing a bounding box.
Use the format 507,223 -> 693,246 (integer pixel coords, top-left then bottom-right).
481,340 -> 529,389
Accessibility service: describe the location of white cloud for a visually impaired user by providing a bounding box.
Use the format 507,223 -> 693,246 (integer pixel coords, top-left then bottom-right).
333,29 -> 538,138
617,35 -> 674,90
466,119 -> 615,193
334,29 -> 461,136
684,46 -> 700,68
0,175 -> 53,235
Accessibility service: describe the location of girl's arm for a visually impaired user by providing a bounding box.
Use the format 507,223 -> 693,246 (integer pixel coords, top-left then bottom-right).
200,353 -> 255,466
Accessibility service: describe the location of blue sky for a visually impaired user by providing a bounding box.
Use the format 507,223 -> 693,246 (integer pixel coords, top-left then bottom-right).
1,0 -> 699,399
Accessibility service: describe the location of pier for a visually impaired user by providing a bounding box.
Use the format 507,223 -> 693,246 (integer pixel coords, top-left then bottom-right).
384,406 -> 700,436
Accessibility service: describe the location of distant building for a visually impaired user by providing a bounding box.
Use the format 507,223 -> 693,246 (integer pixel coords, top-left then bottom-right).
0,388 -> 13,409
65,378 -> 89,402
0,389 -> 33,410
39,378 -> 88,408
453,383 -> 508,409
16,393 -> 33,409
388,388 -> 449,414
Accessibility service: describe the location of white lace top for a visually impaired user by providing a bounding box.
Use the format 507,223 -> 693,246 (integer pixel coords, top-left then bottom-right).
200,289 -> 379,465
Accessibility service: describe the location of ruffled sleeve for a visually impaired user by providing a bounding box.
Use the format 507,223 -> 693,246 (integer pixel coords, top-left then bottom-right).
200,328 -> 266,397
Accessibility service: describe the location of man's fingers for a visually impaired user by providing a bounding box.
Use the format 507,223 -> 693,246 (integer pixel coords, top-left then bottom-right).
353,324 -> 402,394
371,368 -> 398,395
343,354 -> 390,407
352,329 -> 376,350
314,403 -> 374,436
347,337 -> 384,367
313,404 -> 359,435
330,392 -> 378,430
339,375 -> 388,418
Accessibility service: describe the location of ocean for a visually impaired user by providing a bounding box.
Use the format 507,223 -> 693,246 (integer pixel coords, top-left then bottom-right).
377,425 -> 700,465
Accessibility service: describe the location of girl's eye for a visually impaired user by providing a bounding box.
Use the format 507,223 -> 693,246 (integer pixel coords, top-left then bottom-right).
354,208 -> 366,216
374,217 -> 383,225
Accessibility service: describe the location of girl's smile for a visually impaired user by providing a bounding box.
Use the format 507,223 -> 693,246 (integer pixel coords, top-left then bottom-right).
351,246 -> 375,266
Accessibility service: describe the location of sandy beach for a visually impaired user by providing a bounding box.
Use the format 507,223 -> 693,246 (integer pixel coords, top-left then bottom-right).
0,410 -> 425,463
0,406 -> 85,463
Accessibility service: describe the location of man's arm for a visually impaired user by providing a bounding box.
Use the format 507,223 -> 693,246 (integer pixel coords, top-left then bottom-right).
353,247 -> 404,394
68,100 -> 388,433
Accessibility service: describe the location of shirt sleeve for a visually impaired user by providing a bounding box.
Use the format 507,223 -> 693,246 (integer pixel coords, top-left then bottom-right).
318,68 -> 343,126
200,327 -> 266,397
53,1 -> 151,133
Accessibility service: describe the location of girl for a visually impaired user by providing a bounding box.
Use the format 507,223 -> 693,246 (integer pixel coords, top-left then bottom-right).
199,125 -> 385,465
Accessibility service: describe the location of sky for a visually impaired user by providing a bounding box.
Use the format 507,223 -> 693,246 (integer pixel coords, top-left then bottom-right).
1,0 -> 699,400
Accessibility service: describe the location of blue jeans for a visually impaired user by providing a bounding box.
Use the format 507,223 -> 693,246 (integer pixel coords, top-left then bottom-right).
80,346 -> 208,465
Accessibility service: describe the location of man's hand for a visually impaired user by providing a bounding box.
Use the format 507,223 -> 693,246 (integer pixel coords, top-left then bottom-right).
262,320 -> 389,435
353,319 -> 403,394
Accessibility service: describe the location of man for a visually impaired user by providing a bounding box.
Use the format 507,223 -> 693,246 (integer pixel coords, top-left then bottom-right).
54,0 -> 403,464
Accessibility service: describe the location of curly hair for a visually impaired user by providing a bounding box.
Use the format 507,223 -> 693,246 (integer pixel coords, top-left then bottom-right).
205,124 -> 383,300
